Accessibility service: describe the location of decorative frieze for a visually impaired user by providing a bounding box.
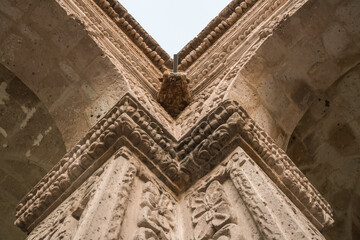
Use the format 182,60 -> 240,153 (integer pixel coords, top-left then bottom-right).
16,93 -> 333,234
92,0 -> 172,72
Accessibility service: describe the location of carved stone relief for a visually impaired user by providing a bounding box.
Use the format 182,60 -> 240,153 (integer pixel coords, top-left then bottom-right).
17,93 -> 333,236
228,147 -> 325,240
72,149 -> 137,240
26,138 -> 329,240
27,147 -> 138,240
158,71 -> 191,118
27,164 -> 105,239
134,181 -> 177,240
189,180 -> 242,240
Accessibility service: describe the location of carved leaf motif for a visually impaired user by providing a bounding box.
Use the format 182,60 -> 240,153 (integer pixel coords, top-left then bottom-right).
17,93 -> 333,232
136,181 -> 177,240
190,181 -> 232,240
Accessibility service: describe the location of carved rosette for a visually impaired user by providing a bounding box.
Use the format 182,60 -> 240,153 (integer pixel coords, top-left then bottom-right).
135,181 -> 177,240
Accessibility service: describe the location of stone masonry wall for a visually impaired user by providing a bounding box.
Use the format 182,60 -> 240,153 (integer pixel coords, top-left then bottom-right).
287,64 -> 360,240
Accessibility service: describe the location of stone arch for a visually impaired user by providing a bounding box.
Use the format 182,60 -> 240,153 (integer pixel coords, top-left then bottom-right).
0,0 -> 144,150
286,63 -> 360,240
229,0 -> 360,149
0,63 -> 66,238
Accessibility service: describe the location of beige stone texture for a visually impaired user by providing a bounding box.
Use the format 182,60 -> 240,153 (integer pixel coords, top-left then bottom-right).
0,0 -> 358,239
287,64 -> 360,239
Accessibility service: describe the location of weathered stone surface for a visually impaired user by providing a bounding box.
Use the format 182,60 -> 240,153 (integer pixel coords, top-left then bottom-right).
27,144 -> 328,240
0,0 -> 358,239
158,71 -> 191,118
287,64 -> 360,239
16,92 -> 333,240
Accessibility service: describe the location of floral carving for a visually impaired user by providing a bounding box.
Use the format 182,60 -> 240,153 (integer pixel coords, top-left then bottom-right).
16,93 -> 333,233
190,180 -> 232,240
135,181 -> 177,240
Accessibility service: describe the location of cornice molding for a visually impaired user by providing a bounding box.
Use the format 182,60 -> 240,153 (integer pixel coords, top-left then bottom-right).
60,0 -> 163,94
92,0 -> 172,72
88,0 -> 260,72
187,0 -> 309,93
15,92 -> 333,233
178,0 -> 258,71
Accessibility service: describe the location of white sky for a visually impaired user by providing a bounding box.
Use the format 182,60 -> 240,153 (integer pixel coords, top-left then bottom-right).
119,0 -> 232,56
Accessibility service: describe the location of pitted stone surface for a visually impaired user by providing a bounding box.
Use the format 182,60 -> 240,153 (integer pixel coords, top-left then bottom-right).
0,0 -> 358,239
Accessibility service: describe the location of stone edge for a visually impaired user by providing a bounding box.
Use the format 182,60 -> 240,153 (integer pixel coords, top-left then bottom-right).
92,0 -> 259,72
14,92 -> 334,233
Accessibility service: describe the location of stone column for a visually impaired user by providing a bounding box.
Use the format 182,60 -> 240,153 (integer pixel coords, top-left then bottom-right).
72,149 -> 137,240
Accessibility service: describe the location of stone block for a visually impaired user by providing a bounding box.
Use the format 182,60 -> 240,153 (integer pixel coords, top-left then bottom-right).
58,60 -> 81,83
0,32 -> 54,85
328,123 -> 357,156
258,34 -> 287,67
286,134 -> 312,166
0,0 -> 22,21
49,88 -> 91,148
7,76 -> 40,108
66,37 -> 102,72
36,70 -> 70,108
292,112 -> 315,142
251,104 -> 278,139
307,59 -> 342,90
16,23 -> 42,43
226,74 -> 260,115
336,0 -> 360,39
275,15 -> 303,47
0,175 -> 27,200
303,130 -> 327,156
274,62 -> 307,96
0,33 -> 24,66
82,55 -> 129,96
240,55 -> 267,87
9,0 -> 34,13
257,73 -> 291,119
333,65 -> 360,118
51,19 -> 86,54
297,0 -> 332,38
279,103 -> 303,135
0,14 -> 13,43
29,0 -> 65,33
288,37 -> 328,76
308,94 -> 331,121
84,96 -> 112,127
322,22 -> 352,58
290,81 -> 314,110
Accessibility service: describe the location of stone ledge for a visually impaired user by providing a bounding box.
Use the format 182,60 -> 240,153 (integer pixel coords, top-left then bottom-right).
15,92 -> 334,233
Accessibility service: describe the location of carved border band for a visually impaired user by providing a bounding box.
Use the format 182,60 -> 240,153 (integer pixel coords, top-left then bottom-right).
15,92 -> 333,233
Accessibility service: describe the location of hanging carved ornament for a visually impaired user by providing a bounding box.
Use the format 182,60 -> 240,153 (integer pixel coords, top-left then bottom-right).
158,71 -> 191,118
